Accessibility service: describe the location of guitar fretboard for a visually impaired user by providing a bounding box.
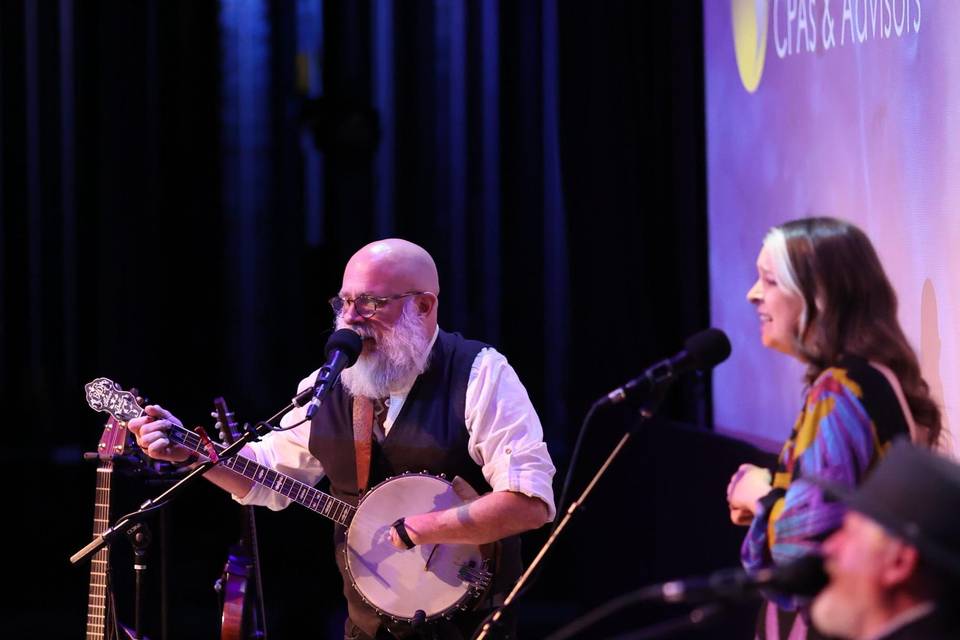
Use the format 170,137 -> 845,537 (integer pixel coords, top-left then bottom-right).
87,462 -> 113,640
169,426 -> 356,526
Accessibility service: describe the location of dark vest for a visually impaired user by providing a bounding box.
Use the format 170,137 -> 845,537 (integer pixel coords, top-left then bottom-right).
308,330 -> 523,637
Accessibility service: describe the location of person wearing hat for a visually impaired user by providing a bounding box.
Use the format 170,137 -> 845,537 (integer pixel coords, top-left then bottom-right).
810,441 -> 960,639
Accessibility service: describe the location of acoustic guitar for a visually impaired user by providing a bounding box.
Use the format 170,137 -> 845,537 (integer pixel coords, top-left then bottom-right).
213,397 -> 267,639
86,411 -> 141,640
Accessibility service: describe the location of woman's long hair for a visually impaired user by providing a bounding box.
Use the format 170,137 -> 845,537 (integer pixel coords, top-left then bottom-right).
765,217 -> 942,445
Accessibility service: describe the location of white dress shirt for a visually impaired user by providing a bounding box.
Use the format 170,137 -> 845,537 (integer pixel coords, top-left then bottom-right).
234,327 -> 557,520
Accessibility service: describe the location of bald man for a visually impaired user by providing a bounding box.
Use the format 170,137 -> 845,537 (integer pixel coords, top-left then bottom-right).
129,239 -> 556,640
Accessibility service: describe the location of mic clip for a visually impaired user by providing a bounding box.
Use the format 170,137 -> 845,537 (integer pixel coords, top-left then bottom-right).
292,386 -> 315,408
604,358 -> 676,406
305,364 -> 336,419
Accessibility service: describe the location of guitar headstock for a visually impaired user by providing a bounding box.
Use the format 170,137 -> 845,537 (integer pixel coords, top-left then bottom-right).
96,416 -> 131,461
212,396 -> 240,445
85,377 -> 145,423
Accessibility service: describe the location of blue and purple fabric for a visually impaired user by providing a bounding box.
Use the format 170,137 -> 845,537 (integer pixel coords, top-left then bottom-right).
742,356 -> 911,639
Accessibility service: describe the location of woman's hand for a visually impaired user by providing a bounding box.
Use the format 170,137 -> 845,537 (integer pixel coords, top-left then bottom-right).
728,506 -> 755,525
726,463 -> 772,525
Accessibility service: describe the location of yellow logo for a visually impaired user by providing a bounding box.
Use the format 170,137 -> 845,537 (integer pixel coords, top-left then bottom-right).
732,0 -> 768,93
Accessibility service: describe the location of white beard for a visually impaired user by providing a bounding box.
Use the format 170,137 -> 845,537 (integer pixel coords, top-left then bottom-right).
338,303 -> 432,399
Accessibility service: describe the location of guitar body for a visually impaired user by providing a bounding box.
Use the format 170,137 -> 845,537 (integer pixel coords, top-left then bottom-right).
345,473 -> 491,622
213,397 -> 267,640
220,541 -> 256,640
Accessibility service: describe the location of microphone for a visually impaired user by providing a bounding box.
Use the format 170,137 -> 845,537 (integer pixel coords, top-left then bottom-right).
538,557 -> 827,640
647,555 -> 828,604
303,329 -> 363,419
600,328 -> 731,406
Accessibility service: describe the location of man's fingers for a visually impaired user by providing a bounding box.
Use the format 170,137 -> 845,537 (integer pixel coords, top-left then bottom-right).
146,437 -> 172,457
144,404 -> 168,418
387,527 -> 406,550
132,419 -> 178,455
144,405 -> 183,427
139,427 -> 169,449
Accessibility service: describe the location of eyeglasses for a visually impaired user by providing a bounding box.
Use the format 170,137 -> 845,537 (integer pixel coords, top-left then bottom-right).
328,291 -> 430,319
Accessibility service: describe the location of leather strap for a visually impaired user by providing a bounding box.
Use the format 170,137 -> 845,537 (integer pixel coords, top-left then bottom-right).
391,517 -> 417,549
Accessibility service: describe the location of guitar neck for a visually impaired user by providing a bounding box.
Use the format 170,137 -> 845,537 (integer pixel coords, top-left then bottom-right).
169,425 -> 355,526
86,461 -> 113,640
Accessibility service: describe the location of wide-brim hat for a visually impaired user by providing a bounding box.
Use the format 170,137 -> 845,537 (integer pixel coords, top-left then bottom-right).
809,440 -> 960,577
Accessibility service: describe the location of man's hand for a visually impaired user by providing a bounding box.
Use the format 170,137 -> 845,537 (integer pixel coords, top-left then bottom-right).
388,518 -> 421,550
387,476 -> 482,550
127,404 -> 193,463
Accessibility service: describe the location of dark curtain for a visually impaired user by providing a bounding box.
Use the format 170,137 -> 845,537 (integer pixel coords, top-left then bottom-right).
0,1 -> 750,638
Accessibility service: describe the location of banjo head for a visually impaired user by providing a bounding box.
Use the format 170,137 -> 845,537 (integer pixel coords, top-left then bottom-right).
345,473 -> 489,622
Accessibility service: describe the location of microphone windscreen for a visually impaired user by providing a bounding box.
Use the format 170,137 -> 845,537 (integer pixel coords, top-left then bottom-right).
767,555 -> 829,597
684,328 -> 732,369
325,329 -> 363,365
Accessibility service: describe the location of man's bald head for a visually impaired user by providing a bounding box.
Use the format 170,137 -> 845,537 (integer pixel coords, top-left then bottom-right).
337,239 -> 440,396
344,239 -> 440,295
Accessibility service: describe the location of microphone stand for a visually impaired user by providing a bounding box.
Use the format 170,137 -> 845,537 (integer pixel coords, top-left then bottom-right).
472,386 -> 670,640
70,392 -> 311,567
129,523 -> 151,640
542,584 -> 726,640
602,605 -> 723,640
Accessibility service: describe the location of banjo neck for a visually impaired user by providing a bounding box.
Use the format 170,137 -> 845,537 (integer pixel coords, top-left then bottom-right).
167,423 -> 356,527
81,377 -> 356,528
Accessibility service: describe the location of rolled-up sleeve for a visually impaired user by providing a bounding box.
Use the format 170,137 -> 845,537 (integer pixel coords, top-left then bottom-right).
233,372 -> 327,510
464,348 -> 557,520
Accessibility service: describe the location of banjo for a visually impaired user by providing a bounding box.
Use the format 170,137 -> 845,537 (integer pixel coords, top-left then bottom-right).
83,377 -> 494,624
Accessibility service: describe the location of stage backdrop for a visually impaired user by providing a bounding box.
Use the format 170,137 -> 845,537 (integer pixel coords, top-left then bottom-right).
705,0 -> 959,453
